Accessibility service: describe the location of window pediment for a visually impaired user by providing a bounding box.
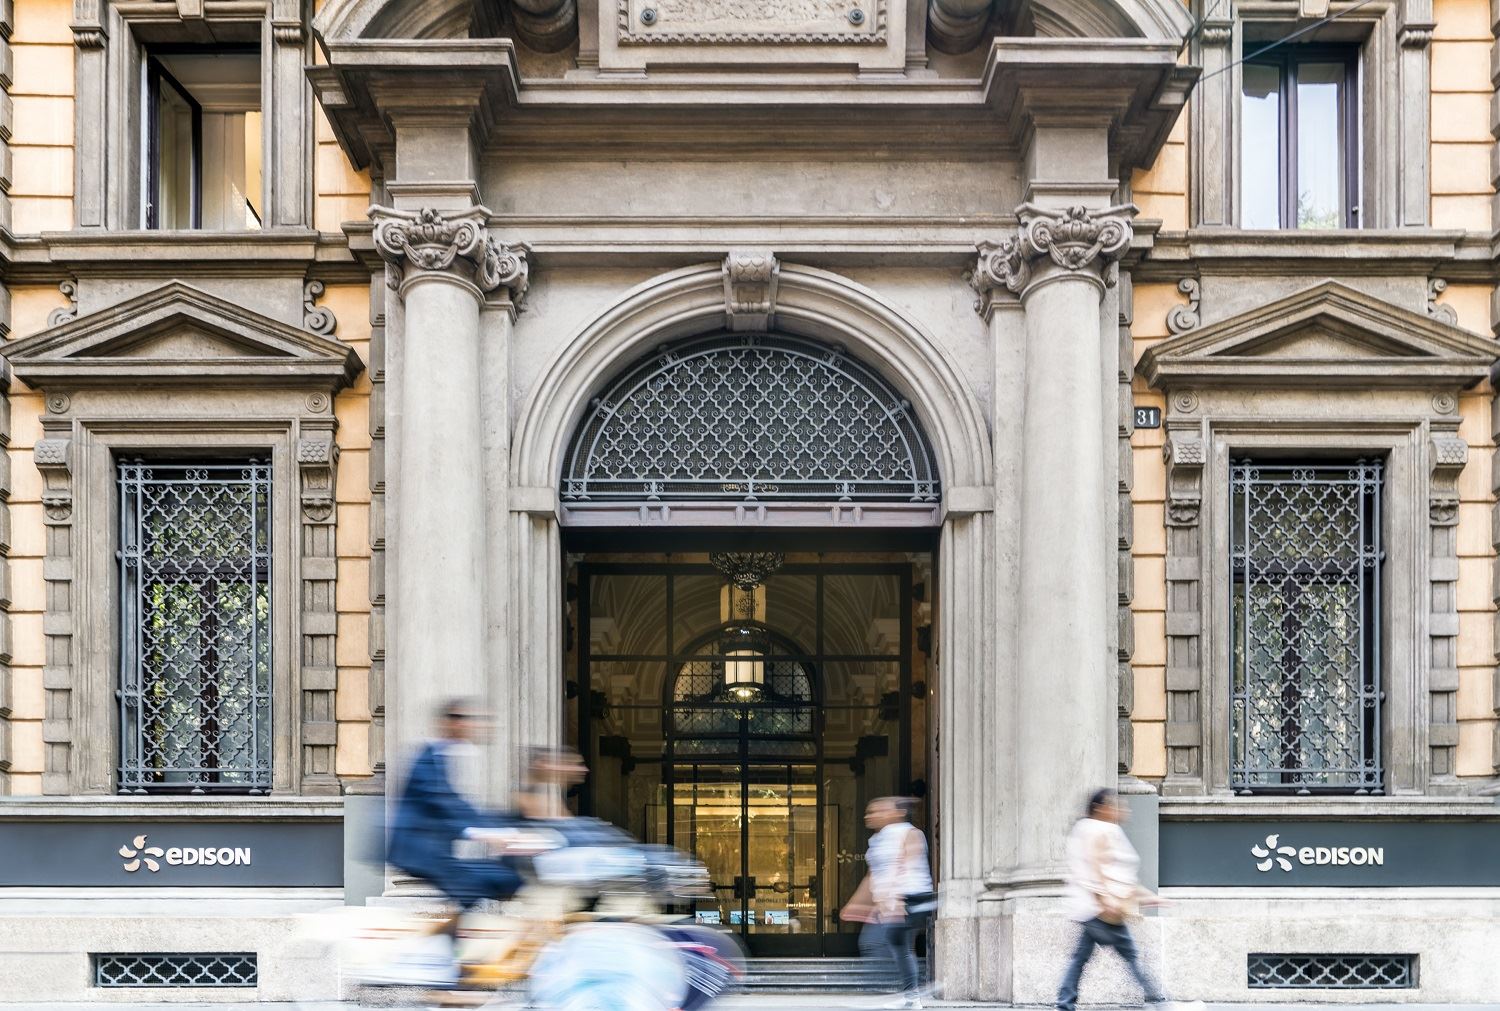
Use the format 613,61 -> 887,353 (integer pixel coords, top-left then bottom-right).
1138,281 -> 1497,390
4,282 -> 362,392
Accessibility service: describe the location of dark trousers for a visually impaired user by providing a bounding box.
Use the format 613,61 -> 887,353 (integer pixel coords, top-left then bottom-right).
1055,917 -> 1164,1011
860,920 -> 920,993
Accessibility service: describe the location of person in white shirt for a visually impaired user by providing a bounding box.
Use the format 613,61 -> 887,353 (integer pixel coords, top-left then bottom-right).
840,796 -> 935,1009
1056,788 -> 1167,1011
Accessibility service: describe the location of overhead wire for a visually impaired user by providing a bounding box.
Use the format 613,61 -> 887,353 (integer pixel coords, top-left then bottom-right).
1193,0 -> 1381,83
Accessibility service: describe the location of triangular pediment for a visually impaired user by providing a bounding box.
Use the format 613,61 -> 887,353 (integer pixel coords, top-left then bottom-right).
4,281 -> 361,391
1138,281 -> 1497,390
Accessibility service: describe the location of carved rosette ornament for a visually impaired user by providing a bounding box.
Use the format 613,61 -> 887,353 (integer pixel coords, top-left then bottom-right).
971,204 -> 1135,314
371,207 -> 530,305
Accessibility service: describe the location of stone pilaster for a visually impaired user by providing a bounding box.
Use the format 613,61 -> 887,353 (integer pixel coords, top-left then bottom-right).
372,205 -> 528,799
297,430 -> 340,794
1428,428 -> 1465,780
973,203 -> 1134,889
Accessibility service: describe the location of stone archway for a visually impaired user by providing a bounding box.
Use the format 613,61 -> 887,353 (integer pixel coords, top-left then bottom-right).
504,256 -> 1002,984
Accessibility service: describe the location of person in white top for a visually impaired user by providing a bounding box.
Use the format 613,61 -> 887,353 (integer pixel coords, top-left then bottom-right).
840,796 -> 935,1009
1056,788 -> 1168,1011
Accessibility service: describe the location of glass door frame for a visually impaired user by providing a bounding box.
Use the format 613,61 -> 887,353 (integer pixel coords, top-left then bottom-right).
576,560 -> 915,957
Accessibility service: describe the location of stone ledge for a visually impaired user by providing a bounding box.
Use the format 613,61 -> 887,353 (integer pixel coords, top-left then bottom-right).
0,797 -> 344,821
1160,795 -> 1498,820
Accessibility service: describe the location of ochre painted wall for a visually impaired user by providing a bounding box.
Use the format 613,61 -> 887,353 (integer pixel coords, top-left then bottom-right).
4,285 -> 71,794
11,0 -> 75,233
328,285 -> 375,780
1431,0 -> 1493,230
1128,283 -> 1174,780
1131,106 -> 1187,230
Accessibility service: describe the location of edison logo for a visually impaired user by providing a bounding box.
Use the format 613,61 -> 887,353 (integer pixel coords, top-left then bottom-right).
117,834 -> 252,874
1251,833 -> 1296,872
119,834 -> 164,873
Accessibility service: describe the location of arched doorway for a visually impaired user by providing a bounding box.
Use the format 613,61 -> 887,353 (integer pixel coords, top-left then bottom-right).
564,331 -> 935,956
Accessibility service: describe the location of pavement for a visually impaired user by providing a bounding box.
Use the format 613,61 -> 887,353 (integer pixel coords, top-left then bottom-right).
5,996 -> 1494,1002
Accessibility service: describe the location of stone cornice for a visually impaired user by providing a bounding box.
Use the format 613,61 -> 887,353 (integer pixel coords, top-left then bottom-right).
1136,228 -> 1495,285
0,230 -> 370,286
371,206 -> 530,304
310,36 -> 1193,177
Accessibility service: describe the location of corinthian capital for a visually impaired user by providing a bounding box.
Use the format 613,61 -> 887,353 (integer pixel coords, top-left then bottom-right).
371,206 -> 530,304
971,203 -> 1135,313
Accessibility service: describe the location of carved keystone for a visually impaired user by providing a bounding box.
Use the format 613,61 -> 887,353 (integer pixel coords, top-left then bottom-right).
722,249 -> 779,331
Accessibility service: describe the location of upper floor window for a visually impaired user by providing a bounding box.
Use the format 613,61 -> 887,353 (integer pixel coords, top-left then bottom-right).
118,460 -> 272,794
1229,459 -> 1384,794
1241,47 -> 1359,229
145,50 -> 262,231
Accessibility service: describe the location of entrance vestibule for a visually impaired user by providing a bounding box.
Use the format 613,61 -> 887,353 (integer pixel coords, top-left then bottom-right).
569,551 -> 932,957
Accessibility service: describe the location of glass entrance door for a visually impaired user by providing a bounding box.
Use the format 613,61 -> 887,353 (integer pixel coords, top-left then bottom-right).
672,763 -> 820,955
575,560 -> 923,959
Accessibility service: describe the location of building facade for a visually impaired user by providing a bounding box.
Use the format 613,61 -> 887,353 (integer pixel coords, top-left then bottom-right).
0,0 -> 1497,1002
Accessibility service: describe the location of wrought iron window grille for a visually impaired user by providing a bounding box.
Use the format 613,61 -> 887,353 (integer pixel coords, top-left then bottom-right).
117,460 -> 272,794
1229,460 -> 1385,794
562,334 -> 941,504
1248,954 -> 1415,989
94,952 -> 259,988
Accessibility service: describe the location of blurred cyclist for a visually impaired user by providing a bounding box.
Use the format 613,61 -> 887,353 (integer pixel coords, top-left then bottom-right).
387,698 -> 522,915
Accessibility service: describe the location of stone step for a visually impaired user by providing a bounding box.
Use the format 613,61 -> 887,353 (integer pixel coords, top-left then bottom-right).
738,956 -> 923,993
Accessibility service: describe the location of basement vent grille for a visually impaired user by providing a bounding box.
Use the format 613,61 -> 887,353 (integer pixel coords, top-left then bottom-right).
1248,953 -> 1416,989
94,953 -> 258,988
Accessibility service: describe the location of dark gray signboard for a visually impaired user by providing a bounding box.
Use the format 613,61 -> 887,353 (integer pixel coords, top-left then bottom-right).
1160,820 -> 1500,887
0,820 -> 343,887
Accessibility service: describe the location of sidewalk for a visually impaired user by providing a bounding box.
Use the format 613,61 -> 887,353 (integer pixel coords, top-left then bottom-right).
5,996 -> 1494,1002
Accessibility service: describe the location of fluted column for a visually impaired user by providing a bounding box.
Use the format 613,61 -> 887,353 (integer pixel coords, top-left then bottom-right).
372,206 -> 529,780
973,204 -> 1134,892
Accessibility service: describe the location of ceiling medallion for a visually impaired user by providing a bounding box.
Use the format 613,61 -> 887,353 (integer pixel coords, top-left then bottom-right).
708,551 -> 786,591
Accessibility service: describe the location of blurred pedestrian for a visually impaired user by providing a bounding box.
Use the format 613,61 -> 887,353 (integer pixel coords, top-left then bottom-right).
842,796 -> 935,1009
1055,788 -> 1168,1011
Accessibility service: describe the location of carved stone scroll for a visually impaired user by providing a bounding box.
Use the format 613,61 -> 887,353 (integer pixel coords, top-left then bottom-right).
1166,278 -> 1201,336
303,280 -> 337,337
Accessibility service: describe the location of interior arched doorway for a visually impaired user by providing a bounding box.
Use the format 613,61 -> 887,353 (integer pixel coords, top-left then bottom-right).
508,261 -> 996,966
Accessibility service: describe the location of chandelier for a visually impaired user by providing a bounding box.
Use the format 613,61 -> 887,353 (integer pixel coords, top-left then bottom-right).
708,552 -> 784,699
708,552 -> 785,591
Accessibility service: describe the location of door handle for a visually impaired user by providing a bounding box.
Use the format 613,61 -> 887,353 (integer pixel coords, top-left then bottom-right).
733,875 -> 757,899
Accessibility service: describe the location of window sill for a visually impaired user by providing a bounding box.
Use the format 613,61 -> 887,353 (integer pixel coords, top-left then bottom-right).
1159,794 -> 1498,820
0,796 -> 344,821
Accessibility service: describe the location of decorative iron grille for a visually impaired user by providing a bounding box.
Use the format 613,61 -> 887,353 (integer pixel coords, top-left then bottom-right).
118,461 -> 272,794
562,334 -> 940,503
670,626 -> 817,759
1229,460 -> 1384,794
1248,954 -> 1415,989
94,952 -> 259,988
